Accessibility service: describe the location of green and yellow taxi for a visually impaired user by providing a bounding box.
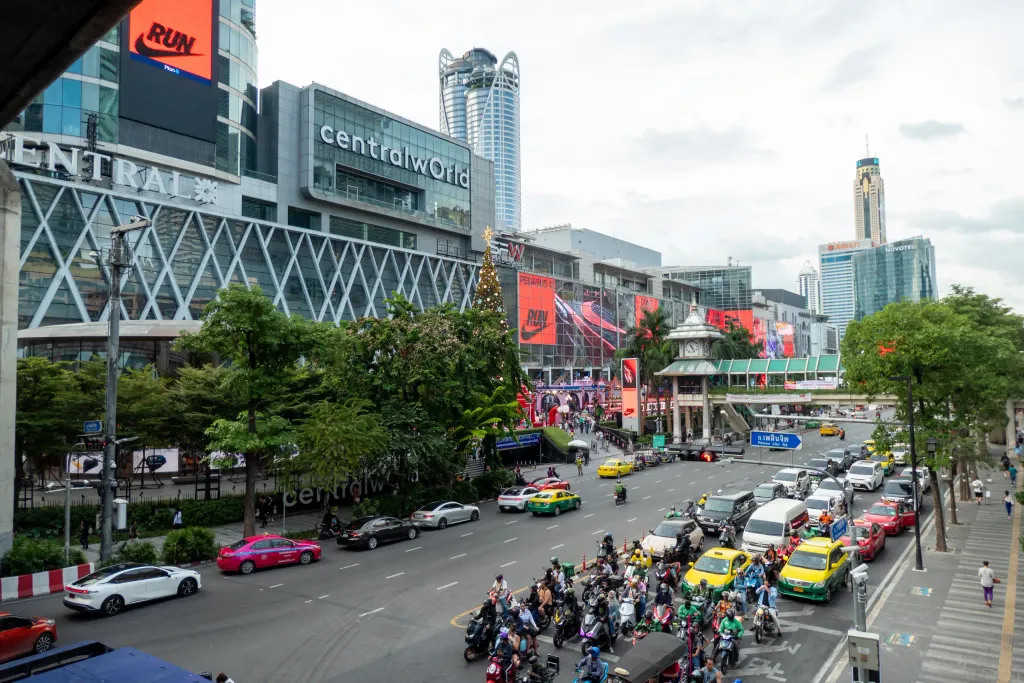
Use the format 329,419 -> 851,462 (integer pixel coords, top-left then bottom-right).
526,489 -> 582,516
778,537 -> 850,602
869,451 -> 896,475
863,439 -> 876,454
681,547 -> 752,600
597,458 -> 634,478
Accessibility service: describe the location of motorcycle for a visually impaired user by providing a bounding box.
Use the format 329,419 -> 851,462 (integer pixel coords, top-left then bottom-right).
572,662 -> 609,683
718,523 -> 736,549
715,630 -> 741,675
752,605 -> 776,643
579,596 -> 616,653
683,596 -> 713,630
552,596 -> 580,649
618,596 -> 637,636
487,656 -> 518,683
614,489 -> 627,506
652,603 -> 675,633
465,613 -> 498,661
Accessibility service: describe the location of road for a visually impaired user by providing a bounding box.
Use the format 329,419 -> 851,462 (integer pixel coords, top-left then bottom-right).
7,418 -> 927,683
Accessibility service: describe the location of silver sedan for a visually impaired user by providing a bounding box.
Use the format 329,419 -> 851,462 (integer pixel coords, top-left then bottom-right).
411,500 -> 481,529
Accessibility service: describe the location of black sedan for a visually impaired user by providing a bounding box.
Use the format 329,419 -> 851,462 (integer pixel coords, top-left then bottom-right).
805,458 -> 839,477
337,515 -> 420,550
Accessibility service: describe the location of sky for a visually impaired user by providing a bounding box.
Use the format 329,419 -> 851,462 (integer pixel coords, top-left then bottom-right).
258,0 -> 1024,312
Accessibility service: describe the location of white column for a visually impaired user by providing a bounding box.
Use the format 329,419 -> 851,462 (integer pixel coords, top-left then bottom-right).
0,161 -> 19,560
672,376 -> 682,444
684,406 -> 692,439
701,376 -> 711,440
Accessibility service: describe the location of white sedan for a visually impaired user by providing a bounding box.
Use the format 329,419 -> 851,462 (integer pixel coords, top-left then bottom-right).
497,486 -> 541,512
63,563 -> 201,617
411,500 -> 481,528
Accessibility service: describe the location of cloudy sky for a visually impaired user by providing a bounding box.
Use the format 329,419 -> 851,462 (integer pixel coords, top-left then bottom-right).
259,0 -> 1024,311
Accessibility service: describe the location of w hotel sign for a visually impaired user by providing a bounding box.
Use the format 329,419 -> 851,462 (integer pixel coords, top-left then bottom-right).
493,239 -> 525,268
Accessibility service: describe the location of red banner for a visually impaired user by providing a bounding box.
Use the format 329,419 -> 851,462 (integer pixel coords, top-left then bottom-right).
517,273 -> 556,345
635,295 -> 660,328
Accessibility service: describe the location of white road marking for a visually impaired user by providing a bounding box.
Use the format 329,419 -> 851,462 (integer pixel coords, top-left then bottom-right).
504,537 -> 518,543
437,582 -> 458,591
676,474 -> 682,478
656,480 -> 663,483
500,560 -> 517,568
777,619 -> 843,636
358,607 -> 384,617
505,520 -> 517,525
643,495 -> 652,500
707,475 -> 714,479
551,544 -> 565,550
318,594 -> 330,600
667,488 -> 675,492
547,524 -> 559,529
450,553 -> 467,560
405,546 -> 422,553
627,517 -> 638,522
584,513 -> 594,519
340,564 -> 359,570
305,599 -> 313,603
657,507 -> 666,512
461,533 -> 474,537
269,583 -> 283,588
385,572 -> 405,579
598,483 -> 609,488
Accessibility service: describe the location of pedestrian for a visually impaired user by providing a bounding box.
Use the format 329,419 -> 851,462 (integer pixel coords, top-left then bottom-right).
1010,465 -> 1018,488
1005,491 -> 1014,519
972,477 -> 985,505
172,507 -> 183,529
128,520 -> 139,540
215,674 -> 235,683
79,520 -> 90,549
258,498 -> 268,528
576,456 -> 584,476
978,560 -> 998,608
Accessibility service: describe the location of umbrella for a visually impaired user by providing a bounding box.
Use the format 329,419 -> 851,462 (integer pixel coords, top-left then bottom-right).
567,440 -> 589,448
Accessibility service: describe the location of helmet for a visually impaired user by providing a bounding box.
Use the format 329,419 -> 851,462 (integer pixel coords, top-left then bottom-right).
604,532 -> 614,542
551,556 -> 559,566
660,582 -> 668,592
726,608 -> 736,619
495,574 -> 503,581
589,646 -> 600,658
645,609 -> 654,620
671,505 -> 676,511
499,628 -> 509,640
684,599 -> 692,608
752,554 -> 762,564
657,561 -> 666,571
700,578 -> 709,588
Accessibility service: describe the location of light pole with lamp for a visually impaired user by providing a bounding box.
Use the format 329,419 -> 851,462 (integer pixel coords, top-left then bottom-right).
890,374 -> 924,572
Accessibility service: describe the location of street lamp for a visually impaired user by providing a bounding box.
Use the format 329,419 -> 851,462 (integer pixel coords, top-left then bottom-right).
100,216 -> 150,561
889,375 -> 924,571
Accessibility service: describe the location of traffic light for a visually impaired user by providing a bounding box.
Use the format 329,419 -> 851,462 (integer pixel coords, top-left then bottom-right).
81,435 -> 108,452
700,451 -> 717,462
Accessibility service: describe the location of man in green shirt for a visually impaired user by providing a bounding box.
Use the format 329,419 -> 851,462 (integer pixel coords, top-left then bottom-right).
718,608 -> 744,638
677,597 -> 703,627
615,477 -> 627,502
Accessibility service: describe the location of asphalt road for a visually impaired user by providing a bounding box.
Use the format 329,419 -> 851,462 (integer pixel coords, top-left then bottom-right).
7,417 -> 928,683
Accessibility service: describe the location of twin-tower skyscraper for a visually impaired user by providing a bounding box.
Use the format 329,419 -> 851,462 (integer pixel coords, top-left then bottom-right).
439,48 -> 521,233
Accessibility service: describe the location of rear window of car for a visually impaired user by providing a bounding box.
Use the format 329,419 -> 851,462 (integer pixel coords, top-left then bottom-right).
417,501 -> 445,511
805,498 -> 830,510
807,459 -> 828,468
501,488 -> 528,496
346,516 -> 377,530
849,465 -> 875,476
75,565 -> 129,586
225,540 -> 248,551
754,484 -> 778,498
883,481 -> 913,497
745,519 -> 784,536
869,504 -> 896,516
773,471 -> 796,482
818,479 -> 842,490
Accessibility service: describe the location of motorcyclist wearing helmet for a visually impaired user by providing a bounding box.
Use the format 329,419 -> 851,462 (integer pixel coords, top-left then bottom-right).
492,573 -> 510,613
479,593 -> 498,625
632,608 -> 658,641
677,596 -> 703,627
714,592 -> 734,623
575,646 -> 606,683
692,577 -> 714,603
719,607 -> 745,639
615,477 -> 627,502
666,505 -> 683,518
654,581 -> 673,607
594,593 -> 615,653
493,627 -> 518,670
672,531 -> 691,564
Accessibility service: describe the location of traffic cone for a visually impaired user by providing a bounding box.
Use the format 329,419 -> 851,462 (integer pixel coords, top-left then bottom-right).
582,553 -> 587,571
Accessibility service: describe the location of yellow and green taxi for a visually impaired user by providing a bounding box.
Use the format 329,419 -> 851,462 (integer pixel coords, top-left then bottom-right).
778,538 -> 850,602
526,490 -> 581,516
681,547 -> 752,600
819,423 -> 839,437
869,450 -> 896,475
863,439 -> 876,454
597,458 -> 633,478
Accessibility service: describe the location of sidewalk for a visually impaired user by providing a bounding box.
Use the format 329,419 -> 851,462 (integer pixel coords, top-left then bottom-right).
853,452 -> 1023,683
77,509 -> 327,564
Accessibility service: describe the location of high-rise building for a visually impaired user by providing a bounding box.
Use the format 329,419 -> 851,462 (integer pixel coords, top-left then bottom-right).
853,237 -> 937,321
818,239 -> 873,340
797,261 -> 821,314
854,157 -> 886,245
439,48 -> 521,232
660,265 -> 752,312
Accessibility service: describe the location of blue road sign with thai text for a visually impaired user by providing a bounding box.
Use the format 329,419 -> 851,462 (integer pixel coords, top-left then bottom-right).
83,420 -> 102,434
750,431 -> 802,450
830,516 -> 848,542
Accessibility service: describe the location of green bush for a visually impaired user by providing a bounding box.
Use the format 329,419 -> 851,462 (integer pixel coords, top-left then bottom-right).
160,527 -> 217,565
103,540 -> 159,568
474,469 -> 515,499
1,536 -> 87,577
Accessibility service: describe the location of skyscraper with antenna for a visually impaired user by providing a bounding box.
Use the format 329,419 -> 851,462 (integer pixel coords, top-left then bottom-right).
854,136 -> 886,245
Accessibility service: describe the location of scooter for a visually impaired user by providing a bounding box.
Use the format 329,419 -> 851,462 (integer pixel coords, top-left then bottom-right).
614,489 -> 627,506
718,523 -> 736,549
715,630 -> 741,675
487,656 -> 518,683
552,594 -> 580,649
465,612 -> 498,661
618,597 -> 637,636
572,661 -> 609,683
652,603 -> 675,633
579,597 -> 616,654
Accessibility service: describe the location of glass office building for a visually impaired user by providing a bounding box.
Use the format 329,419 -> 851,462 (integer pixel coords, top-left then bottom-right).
818,239 -> 872,340
660,266 -> 752,311
439,48 -> 521,232
852,237 -> 937,321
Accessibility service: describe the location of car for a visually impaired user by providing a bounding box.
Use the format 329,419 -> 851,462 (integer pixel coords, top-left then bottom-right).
597,458 -> 634,478
497,486 -> 541,512
819,423 -> 839,437
880,479 -> 922,510
804,491 -> 843,523
218,535 -> 322,574
772,468 -> 811,498
863,501 -> 916,535
411,500 -> 481,529
337,515 -> 420,550
527,490 -> 582,516
641,451 -> 662,466
0,612 -> 57,662
63,563 -> 201,616
753,482 -> 788,507
841,519 -> 886,561
696,491 -> 758,534
891,443 -> 909,465
847,444 -> 870,461
778,537 -> 850,602
804,458 -> 839,489
641,519 -> 704,560
815,476 -> 855,506
530,477 -> 571,491
681,547 -> 752,600
896,467 -> 931,493
825,448 -> 852,472
869,451 -> 896,476
863,439 -> 876,454
846,461 -> 884,491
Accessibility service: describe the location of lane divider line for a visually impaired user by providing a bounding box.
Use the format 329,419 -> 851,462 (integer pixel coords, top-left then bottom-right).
340,564 -> 358,570
385,572 -> 405,579
461,533 -> 474,537
450,553 -> 467,560
269,583 -> 283,589
504,538 -> 518,543
318,594 -> 329,600
437,582 -> 458,591
551,544 -> 564,550
358,607 -> 384,617
584,513 -> 594,519
405,546 -> 422,553
547,524 -> 559,530
627,517 -> 638,522
500,560 -> 517,568
506,520 -> 518,525
305,599 -> 312,603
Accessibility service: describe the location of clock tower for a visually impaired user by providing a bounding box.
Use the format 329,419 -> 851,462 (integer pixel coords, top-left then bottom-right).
657,310 -> 723,444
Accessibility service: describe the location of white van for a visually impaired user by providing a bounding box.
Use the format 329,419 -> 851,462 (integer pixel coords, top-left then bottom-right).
741,498 -> 810,554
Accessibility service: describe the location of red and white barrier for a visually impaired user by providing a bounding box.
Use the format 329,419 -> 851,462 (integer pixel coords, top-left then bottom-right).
1,563 -> 93,602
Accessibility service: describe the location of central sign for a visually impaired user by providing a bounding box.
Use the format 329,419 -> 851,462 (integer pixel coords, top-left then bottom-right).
750,430 -> 803,450
318,124 -> 469,189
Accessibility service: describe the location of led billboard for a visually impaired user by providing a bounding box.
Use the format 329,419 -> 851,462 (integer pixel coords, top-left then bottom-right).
128,0 -> 213,83
517,273 -> 557,345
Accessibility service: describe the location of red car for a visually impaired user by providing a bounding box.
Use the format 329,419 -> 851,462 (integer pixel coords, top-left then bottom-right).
841,519 -> 886,561
863,501 -> 915,535
530,477 -> 571,491
0,612 -> 57,662
217,534 -> 322,575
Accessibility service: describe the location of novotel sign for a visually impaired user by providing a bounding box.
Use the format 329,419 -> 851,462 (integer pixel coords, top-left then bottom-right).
885,243 -> 916,253
318,124 -> 469,189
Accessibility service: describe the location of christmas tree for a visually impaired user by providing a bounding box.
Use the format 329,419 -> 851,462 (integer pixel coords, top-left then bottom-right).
474,226 -> 507,328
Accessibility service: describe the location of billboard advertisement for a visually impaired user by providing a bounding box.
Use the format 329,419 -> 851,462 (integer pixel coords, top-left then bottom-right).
705,309 -> 754,335
518,273 -> 557,345
621,357 -> 640,433
775,322 -> 795,358
119,0 -> 219,144
635,295 -> 659,328
132,447 -> 180,474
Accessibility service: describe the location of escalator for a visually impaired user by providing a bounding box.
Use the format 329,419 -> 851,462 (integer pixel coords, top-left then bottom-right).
721,403 -> 751,435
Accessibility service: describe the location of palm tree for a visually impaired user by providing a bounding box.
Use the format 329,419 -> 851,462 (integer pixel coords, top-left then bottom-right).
616,308 -> 673,433
712,321 -> 761,360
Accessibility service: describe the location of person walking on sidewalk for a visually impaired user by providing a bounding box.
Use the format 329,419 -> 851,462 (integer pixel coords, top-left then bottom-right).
79,519 -> 90,549
1005,491 -> 1014,520
1010,464 -> 1018,488
972,477 -> 985,505
978,560 -> 998,608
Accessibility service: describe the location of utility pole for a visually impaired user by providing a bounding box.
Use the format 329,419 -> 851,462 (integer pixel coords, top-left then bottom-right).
850,560 -> 870,681
890,375 -> 924,571
100,217 -> 149,561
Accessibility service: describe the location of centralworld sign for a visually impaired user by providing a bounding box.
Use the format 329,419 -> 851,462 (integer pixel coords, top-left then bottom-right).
318,124 -> 469,189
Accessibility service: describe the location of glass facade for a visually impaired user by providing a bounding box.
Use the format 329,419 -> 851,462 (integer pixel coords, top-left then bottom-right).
662,266 -> 752,311
312,90 -> 472,230
818,240 -> 872,340
852,238 -> 937,321
217,1 -> 259,176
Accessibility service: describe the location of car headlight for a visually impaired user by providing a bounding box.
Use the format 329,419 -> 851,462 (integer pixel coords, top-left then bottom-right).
814,581 -> 826,588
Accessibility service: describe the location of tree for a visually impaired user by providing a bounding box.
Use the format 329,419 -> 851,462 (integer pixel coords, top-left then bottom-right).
616,308 -> 673,432
473,227 -> 506,326
175,284 -> 308,536
168,365 -> 237,498
712,322 -> 761,360
205,412 -> 294,487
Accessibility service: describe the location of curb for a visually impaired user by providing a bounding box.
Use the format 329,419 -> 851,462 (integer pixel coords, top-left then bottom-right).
0,563 -> 94,603
175,559 -> 217,569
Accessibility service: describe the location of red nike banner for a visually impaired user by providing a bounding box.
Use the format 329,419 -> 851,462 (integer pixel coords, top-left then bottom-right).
635,295 -> 659,328
621,358 -> 640,433
129,0 -> 213,82
517,273 -> 556,345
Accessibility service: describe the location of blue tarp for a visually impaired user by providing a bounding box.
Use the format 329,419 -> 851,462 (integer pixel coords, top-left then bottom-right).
0,642 -> 207,683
